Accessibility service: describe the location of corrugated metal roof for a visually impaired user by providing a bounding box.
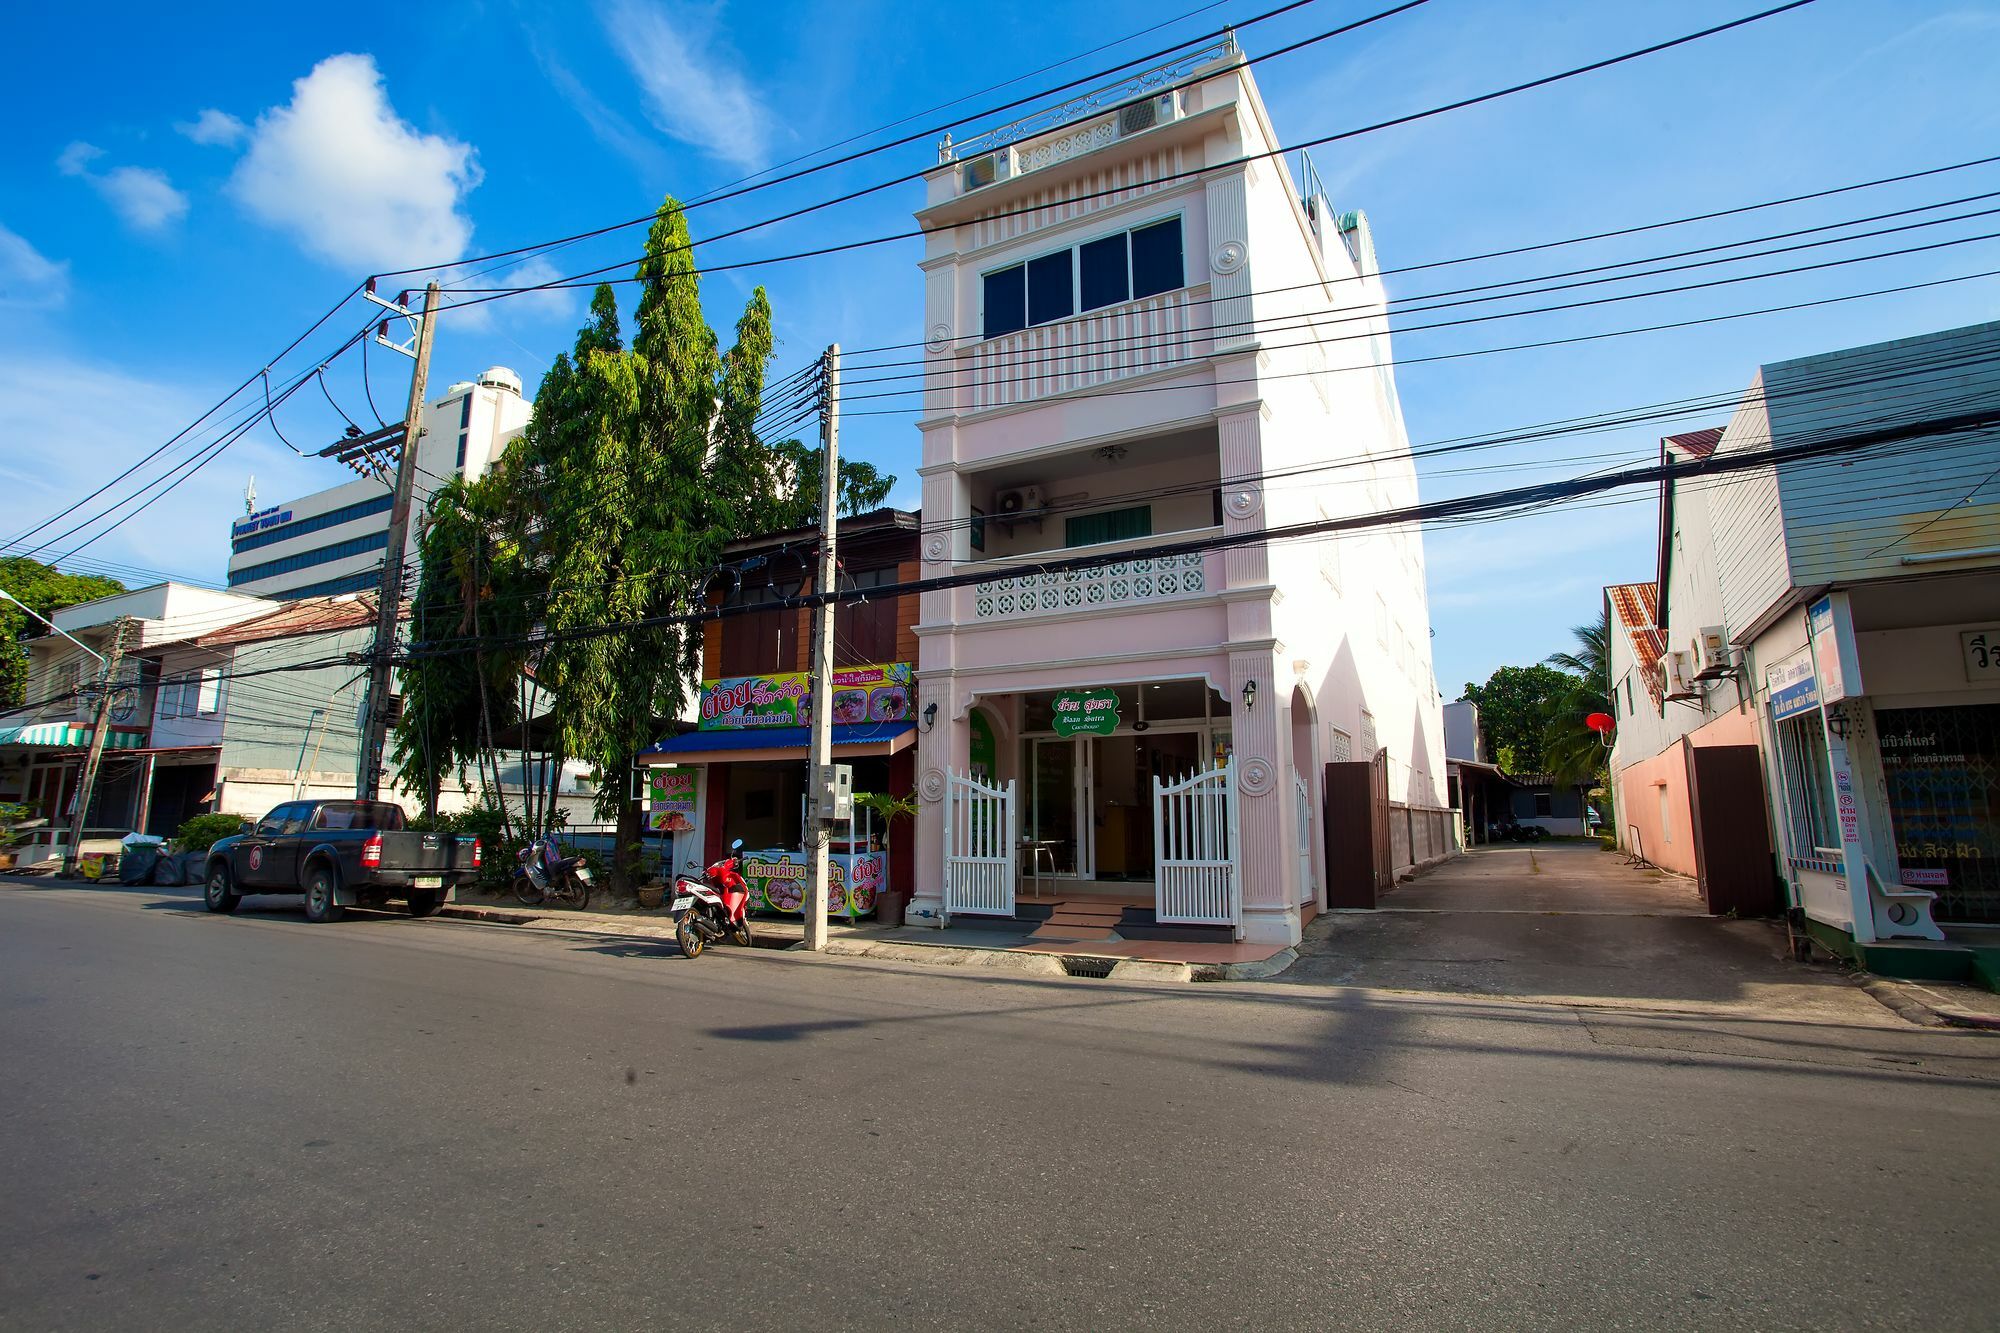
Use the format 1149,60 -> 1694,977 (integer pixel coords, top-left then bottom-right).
1606,581 -> 1667,709
193,594 -> 378,648
1663,426 -> 1723,458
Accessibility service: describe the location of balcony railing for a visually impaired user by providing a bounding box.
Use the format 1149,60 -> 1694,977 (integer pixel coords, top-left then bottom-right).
970,551 -> 1211,622
947,286 -> 1210,413
939,37 -> 1237,163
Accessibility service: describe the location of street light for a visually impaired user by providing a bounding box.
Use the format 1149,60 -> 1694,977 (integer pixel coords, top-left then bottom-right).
0,588 -> 108,670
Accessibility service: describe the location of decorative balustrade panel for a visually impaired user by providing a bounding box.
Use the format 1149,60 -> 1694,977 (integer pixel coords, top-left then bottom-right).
955,286 -> 1208,413
971,552 -> 1209,621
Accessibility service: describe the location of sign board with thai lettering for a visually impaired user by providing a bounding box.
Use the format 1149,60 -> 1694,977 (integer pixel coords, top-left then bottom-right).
697,663 -> 912,730
1051,688 -> 1121,736
1964,628 -> 2000,683
644,767 -> 697,833
1766,647 -> 1819,721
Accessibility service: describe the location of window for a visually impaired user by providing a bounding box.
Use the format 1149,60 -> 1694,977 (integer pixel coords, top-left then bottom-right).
1534,792 -> 1553,818
229,530 -> 390,587
1064,505 -> 1151,547
982,265 -> 1026,339
1777,713 -> 1839,852
980,215 -> 1186,340
1130,218 -> 1184,299
1079,233 -> 1130,311
969,507 -> 986,553
1624,675 -> 1634,713
230,494 -> 394,553
158,678 -> 189,720
456,432 -> 469,471
255,805 -> 295,837
835,566 -> 901,663
196,669 -> 221,716
1657,785 -> 1672,844
1026,251 -> 1073,326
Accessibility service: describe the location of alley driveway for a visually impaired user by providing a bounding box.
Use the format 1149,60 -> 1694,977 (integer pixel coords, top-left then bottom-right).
1287,843 -> 1889,1023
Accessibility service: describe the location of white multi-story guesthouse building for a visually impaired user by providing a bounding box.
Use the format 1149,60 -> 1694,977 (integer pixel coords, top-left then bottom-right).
908,39 -> 1446,947
224,367 -> 529,600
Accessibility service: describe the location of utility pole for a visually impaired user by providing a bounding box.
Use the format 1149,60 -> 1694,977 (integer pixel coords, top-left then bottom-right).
65,617 -> 130,877
357,281 -> 440,800
803,345 -> 840,952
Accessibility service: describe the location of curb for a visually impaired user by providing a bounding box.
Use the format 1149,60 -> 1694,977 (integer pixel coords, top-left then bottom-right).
439,904 -> 545,926
1857,976 -> 2000,1031
820,938 -> 1066,976
1197,946 -> 1299,983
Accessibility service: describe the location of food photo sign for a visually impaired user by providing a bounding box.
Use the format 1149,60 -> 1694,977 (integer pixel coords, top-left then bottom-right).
643,767 -> 697,833
698,662 -> 913,730
739,850 -> 885,917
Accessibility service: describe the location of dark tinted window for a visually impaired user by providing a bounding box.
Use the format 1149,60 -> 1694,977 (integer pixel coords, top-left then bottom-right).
1130,218 -> 1184,299
1065,506 -> 1153,547
983,265 -> 1026,339
255,806 -> 291,837
1079,233 -> 1129,312
1026,251 -> 1073,326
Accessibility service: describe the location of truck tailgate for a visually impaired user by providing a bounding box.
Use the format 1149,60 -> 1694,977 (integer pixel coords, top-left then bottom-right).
377,831 -> 473,871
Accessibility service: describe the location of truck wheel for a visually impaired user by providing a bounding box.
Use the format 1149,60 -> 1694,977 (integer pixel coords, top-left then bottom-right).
303,863 -> 345,923
203,864 -> 240,915
407,891 -> 442,918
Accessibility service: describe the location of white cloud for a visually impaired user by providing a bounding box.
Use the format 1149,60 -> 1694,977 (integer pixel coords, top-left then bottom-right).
176,108 -> 248,147
57,141 -> 190,232
0,224 -> 69,309
228,53 -> 482,272
599,0 -> 772,171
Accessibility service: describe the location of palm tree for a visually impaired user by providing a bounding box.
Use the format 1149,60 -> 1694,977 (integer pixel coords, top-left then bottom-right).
1541,608 -> 1613,827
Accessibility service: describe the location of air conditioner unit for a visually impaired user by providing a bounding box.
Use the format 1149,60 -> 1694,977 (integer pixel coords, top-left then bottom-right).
1664,649 -> 1702,701
993,486 -> 1046,531
1691,625 -> 1732,680
960,147 -> 1018,192
1117,90 -> 1184,138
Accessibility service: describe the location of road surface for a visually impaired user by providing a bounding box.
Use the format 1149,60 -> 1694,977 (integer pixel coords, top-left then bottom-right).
3,883 -> 1996,1330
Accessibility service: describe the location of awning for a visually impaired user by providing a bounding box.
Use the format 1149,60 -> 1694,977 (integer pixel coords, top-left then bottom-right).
0,722 -> 145,750
640,720 -> 916,765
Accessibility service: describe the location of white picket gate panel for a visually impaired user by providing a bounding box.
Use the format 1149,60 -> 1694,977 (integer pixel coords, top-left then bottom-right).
1294,773 -> 1316,906
1153,760 -> 1240,929
944,771 -> 1016,918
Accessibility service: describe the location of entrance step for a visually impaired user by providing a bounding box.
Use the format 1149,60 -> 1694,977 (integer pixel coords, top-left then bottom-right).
1025,900 -> 1125,942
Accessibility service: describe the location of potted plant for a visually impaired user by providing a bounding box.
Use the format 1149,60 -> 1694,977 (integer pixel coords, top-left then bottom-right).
0,802 -> 31,871
853,791 -> 920,928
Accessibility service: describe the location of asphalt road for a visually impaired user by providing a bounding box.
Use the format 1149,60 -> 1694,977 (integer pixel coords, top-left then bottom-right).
4,884 -> 1998,1331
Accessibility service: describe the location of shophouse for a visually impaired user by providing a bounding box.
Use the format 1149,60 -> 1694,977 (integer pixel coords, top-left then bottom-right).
1608,320 -> 2000,960
908,38 -> 1444,946
638,509 -> 923,918
0,582 -> 271,860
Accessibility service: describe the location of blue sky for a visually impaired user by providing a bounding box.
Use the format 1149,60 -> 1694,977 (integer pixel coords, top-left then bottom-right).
3,0 -> 1997,695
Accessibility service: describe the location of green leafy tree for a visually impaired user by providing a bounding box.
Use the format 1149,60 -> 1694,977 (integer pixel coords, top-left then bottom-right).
769,440 -> 898,521
1460,663 -> 1580,774
0,557 -> 125,708
1541,607 -> 1614,810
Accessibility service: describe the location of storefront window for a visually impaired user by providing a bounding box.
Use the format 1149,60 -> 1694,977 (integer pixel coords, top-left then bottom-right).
1776,712 -> 1838,852
1877,703 -> 1999,922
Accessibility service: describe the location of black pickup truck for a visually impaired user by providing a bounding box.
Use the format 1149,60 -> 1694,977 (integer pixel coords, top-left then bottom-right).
202,799 -> 481,922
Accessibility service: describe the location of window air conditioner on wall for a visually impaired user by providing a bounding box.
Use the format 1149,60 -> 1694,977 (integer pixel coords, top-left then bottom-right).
1664,649 -> 1702,701
1691,625 -> 1732,680
960,147 -> 1018,192
1117,90 -> 1184,138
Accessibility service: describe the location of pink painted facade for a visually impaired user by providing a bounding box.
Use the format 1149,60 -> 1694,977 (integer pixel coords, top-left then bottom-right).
907,43 -> 1445,946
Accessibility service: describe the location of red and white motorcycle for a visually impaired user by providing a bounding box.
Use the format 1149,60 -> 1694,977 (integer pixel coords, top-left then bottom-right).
670,839 -> 754,958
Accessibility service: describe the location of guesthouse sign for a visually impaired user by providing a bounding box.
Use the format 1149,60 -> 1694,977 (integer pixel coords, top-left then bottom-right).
698,662 -> 913,730
1051,688 -> 1122,737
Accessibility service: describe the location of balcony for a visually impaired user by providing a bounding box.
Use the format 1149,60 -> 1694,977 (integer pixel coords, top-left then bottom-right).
971,549 -> 1214,623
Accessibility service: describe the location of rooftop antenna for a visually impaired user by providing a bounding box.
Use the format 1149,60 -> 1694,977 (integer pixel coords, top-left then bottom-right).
244,475 -> 257,515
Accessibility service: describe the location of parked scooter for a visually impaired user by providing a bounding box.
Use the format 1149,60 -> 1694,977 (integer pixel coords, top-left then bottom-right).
513,833 -> 593,909
670,838 -> 755,958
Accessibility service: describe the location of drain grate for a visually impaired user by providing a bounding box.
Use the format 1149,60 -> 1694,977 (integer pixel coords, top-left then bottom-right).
1060,955 -> 1117,979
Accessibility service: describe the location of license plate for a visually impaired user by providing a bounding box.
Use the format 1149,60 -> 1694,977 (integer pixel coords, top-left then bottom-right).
574,865 -> 593,882
413,875 -> 442,889
670,895 -> 694,912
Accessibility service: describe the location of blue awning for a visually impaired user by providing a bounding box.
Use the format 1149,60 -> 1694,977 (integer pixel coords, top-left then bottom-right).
640,720 -> 916,763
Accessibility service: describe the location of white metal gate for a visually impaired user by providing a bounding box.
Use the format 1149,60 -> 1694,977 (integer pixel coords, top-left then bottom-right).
1294,773 -> 1315,906
1153,760 -> 1240,929
944,770 -> 1016,918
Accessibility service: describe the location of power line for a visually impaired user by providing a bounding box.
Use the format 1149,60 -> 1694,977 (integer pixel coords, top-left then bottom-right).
424,2 -> 1818,318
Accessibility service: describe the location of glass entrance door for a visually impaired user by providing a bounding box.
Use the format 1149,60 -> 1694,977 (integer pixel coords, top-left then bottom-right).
1091,730 -> 1204,882
1030,737 -> 1082,876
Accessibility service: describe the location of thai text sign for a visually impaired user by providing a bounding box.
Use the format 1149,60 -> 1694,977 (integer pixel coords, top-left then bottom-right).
698,663 -> 912,730
1051,688 -> 1121,736
739,849 -> 884,916
644,767 -> 696,833
1766,647 -> 1820,721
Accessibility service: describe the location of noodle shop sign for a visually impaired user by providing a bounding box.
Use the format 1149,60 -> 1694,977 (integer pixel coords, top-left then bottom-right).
1051,688 -> 1121,737
698,662 -> 913,730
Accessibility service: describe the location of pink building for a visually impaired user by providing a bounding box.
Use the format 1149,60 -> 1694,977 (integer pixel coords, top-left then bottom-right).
907,40 -> 1445,947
